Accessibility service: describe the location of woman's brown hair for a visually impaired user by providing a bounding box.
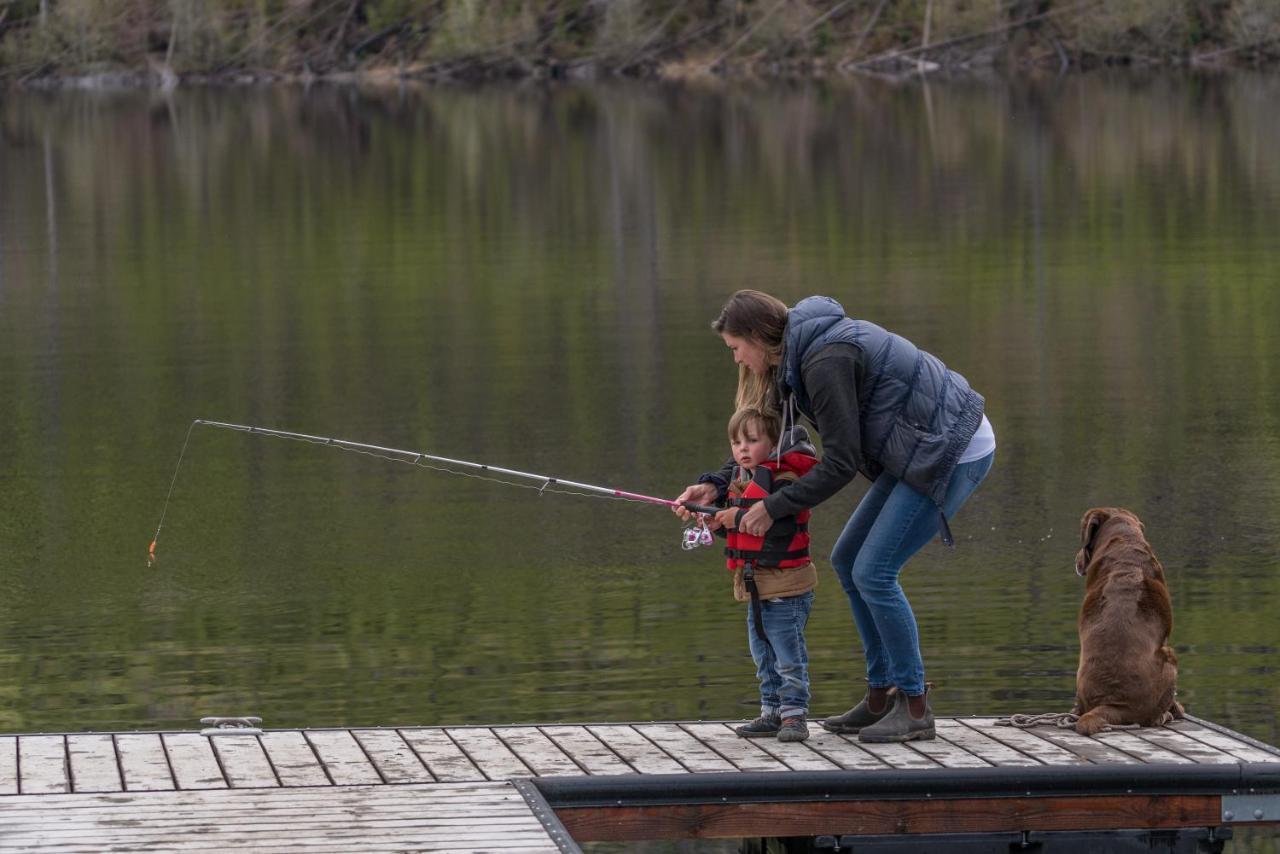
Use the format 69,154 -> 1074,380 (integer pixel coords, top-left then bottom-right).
711,290 -> 789,413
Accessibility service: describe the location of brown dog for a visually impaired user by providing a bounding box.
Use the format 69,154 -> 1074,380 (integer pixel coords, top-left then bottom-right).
1072,508 -> 1184,735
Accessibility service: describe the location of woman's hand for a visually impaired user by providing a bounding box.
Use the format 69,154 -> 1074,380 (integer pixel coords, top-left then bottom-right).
672,483 -> 717,521
738,501 -> 775,537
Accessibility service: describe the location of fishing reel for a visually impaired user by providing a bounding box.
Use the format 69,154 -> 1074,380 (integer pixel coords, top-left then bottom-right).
680,502 -> 719,551
681,519 -> 713,550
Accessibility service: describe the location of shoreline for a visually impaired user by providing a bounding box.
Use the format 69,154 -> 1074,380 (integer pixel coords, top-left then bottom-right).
13,50 -> 1276,93
6,1 -> 1276,91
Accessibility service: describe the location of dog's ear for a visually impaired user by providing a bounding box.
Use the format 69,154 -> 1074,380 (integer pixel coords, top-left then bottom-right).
1075,508 -> 1110,576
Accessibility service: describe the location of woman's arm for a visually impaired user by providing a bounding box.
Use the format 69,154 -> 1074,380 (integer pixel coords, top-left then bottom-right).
763,344 -> 864,518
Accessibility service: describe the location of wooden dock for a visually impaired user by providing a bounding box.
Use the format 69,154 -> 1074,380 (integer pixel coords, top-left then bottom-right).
1,716 -> 1278,851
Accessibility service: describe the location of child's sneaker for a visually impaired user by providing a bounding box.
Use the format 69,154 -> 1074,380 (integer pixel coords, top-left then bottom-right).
777,715 -> 809,742
734,713 -> 781,738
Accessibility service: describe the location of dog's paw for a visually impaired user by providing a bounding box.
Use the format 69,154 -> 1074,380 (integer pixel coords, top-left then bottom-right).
1074,709 -> 1111,736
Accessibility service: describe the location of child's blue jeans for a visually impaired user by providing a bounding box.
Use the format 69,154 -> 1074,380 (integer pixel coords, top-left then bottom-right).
829,452 -> 995,697
747,590 -> 814,720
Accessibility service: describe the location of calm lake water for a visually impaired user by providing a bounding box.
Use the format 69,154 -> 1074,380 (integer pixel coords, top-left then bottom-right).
2,73 -> 1278,848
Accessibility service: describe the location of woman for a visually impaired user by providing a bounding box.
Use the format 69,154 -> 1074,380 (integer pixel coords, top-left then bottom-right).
676,290 -> 995,743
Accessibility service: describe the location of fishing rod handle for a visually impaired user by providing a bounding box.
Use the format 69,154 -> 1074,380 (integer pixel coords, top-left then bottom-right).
682,502 -> 722,516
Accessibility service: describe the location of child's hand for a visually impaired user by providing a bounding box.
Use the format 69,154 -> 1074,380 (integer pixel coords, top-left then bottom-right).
673,484 -> 717,521
714,508 -> 738,530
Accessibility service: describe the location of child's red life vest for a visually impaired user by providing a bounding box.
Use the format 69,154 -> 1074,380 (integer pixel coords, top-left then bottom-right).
724,446 -> 819,570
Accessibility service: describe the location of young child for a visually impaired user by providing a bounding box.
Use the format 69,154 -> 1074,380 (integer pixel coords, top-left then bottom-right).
712,407 -> 820,742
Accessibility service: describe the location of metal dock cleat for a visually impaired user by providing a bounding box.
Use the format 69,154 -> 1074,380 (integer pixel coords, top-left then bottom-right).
200,716 -> 263,736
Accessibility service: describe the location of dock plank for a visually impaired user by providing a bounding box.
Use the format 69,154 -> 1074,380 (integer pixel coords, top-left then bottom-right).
935,720 -> 1042,767
0,848 -> 550,854
211,735 -> 279,788
494,727 -> 584,777
259,730 -> 331,787
0,842 -> 557,854
1130,727 -> 1239,764
0,807 -> 545,827
0,782 -> 561,851
0,780 -> 539,816
1092,730 -> 1195,764
633,724 -> 736,773
400,728 -> 487,782
797,731 -> 887,770
115,733 -> 175,792
1169,721 -> 1280,763
304,730 -> 384,786
0,737 -> 16,795
541,726 -> 633,776
855,739 -> 942,769
679,723 -> 790,773
352,729 -> 433,784
447,728 -> 535,781
586,725 -> 686,775
960,719 -> 1086,765
66,734 -> 122,793
748,730 -> 841,771
905,733 -> 991,768
1032,727 -> 1143,764
163,733 -> 228,790
18,735 -> 69,794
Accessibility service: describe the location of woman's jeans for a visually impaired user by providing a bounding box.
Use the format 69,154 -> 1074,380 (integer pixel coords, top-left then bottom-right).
829,452 -> 995,696
747,590 -> 814,720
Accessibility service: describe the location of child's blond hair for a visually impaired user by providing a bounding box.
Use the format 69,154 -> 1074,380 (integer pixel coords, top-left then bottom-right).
727,407 -> 781,446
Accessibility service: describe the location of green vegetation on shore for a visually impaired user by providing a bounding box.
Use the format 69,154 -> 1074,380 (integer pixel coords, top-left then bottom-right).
2,0 -> 1278,84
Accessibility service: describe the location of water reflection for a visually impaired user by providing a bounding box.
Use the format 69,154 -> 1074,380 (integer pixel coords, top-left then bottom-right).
0,76 -> 1277,783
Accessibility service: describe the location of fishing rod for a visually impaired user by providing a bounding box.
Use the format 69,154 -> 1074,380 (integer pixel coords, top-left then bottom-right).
148,418 -> 721,566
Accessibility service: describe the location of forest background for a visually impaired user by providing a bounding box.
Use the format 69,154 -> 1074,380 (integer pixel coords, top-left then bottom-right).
3,0 -> 1278,84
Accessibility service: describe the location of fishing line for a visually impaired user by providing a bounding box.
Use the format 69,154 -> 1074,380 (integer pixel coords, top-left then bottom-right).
148,419 -> 718,566
148,420 -> 198,567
